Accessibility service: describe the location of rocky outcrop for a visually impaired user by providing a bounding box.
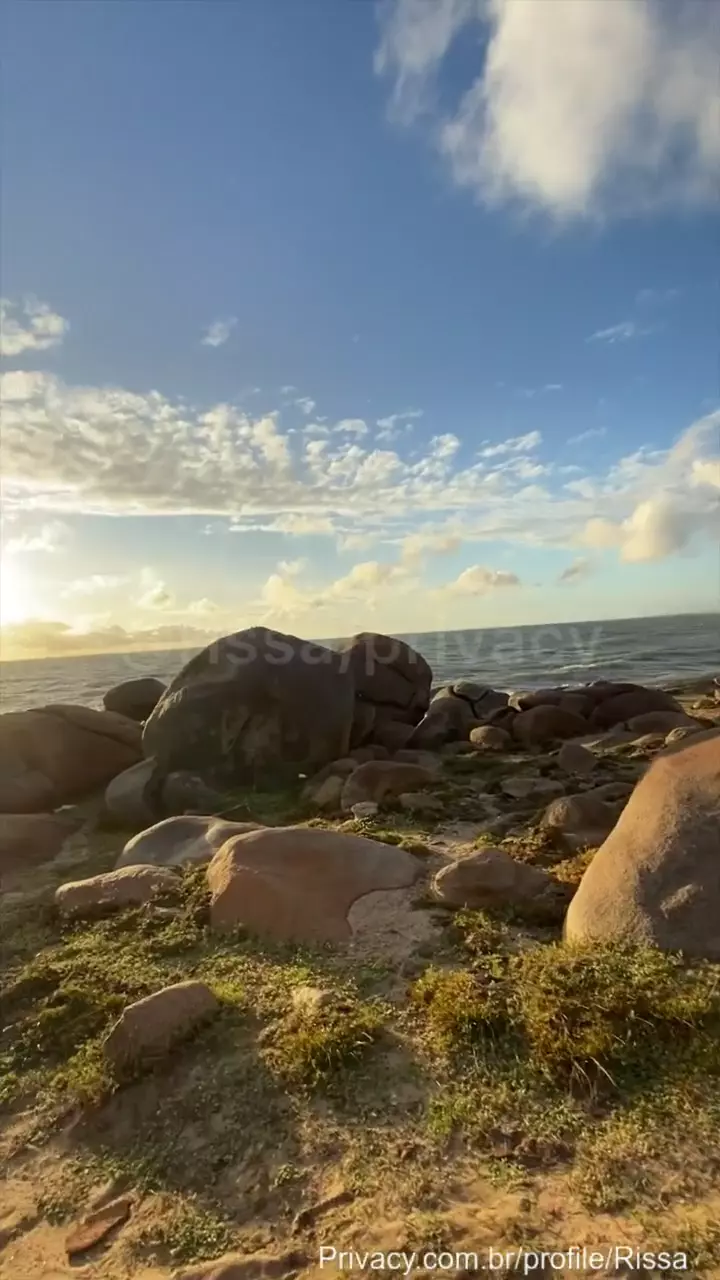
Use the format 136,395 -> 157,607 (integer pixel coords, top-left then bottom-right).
142,628 -> 356,786
55,865 -> 180,918
206,825 -> 423,942
0,704 -> 142,813
432,847 -> 572,921
624,710 -> 701,735
103,677 -> 166,722
117,814 -> 265,869
103,981 -> 219,1071
408,682 -> 509,750
565,730 -> 720,958
340,761 -> 436,812
556,741 -> 597,776
105,761 -> 227,829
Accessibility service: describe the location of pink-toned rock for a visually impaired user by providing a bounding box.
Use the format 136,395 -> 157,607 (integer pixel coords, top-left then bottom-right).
469,725 -> 512,751
117,814 -> 265,869
590,687 -> 683,729
0,811 -> 82,883
103,981 -> 218,1070
433,847 -> 571,920
565,730 -> 720,958
340,761 -> 436,812
0,704 -> 142,813
512,705 -> 589,747
55,865 -> 180,918
206,825 -> 422,943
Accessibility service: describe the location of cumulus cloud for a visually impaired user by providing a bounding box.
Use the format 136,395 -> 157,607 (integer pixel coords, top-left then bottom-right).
201,317 -> 237,348
376,0 -> 720,220
136,567 -> 174,610
294,397 -> 316,415
0,298 -> 69,357
2,520 -> 70,557
441,565 -> 521,595
0,618 -> 218,661
558,557 -> 593,584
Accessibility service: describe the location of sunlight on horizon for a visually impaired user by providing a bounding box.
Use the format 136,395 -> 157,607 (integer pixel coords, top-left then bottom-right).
0,556 -> 36,625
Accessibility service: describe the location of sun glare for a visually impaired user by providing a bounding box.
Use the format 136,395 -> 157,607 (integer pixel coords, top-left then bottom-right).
0,556 -> 32,625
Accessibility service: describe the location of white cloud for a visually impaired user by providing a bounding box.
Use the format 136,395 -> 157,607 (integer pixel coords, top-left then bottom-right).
559,557 -> 593,584
201,317 -> 237,348
0,298 -> 69,358
517,384 -> 563,399
137,566 -> 174,610
277,557 -> 307,576
479,430 -> 541,458
441,565 -> 521,596
400,530 -> 461,565
294,397 -> 316,415
567,427 -> 607,446
2,520 -> 70,557
333,418 -> 369,437
187,597 -> 220,617
588,321 -> 651,344
376,407 -> 424,440
61,574 -> 128,597
376,0 -> 720,219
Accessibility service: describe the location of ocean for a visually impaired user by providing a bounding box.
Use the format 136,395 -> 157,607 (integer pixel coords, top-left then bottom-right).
0,613 -> 717,716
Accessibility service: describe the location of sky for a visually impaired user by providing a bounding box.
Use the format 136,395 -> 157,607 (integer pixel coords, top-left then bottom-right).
1,0 -> 718,661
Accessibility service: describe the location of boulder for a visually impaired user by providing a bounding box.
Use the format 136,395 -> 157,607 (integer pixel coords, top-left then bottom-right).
0,704 -> 142,813
370,719 -> 416,752
469,725 -> 512,752
451,682 -> 509,721
541,791 -> 621,851
348,745 -> 389,763
565,731 -> 720,959
556,741 -> 597,776
589,687 -> 683,729
351,801 -> 379,819
0,811 -> 82,882
407,691 -> 477,748
393,749 -> 443,774
432,847 -> 572,921
512,705 -> 589,747
142,627 -> 355,786
103,677 -> 166,722
509,688 -> 565,711
624,710 -> 701,735
398,792 -> 444,814
665,725 -> 701,747
340,761 -> 436,812
336,632 -> 432,723
103,981 -> 218,1070
558,693 -> 594,719
104,759 -> 159,829
206,825 -> 422,942
304,774 -> 344,811
55,865 -> 180,918
116,814 -> 265,869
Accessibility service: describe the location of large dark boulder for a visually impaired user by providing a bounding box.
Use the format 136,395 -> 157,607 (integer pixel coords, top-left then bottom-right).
104,676 -> 166,722
335,632 -> 432,747
142,628 -> 356,785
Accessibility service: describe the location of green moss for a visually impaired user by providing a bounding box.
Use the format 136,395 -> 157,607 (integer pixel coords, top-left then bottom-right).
263,995 -> 383,1088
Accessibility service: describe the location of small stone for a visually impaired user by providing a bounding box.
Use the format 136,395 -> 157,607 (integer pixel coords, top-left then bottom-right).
103,981 -> 219,1071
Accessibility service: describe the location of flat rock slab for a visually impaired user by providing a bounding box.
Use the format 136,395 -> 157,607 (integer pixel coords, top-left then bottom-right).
206,824 -> 423,943
65,1196 -> 133,1257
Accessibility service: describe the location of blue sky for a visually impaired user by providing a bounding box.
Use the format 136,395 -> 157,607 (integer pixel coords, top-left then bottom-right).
1,0 -> 718,658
